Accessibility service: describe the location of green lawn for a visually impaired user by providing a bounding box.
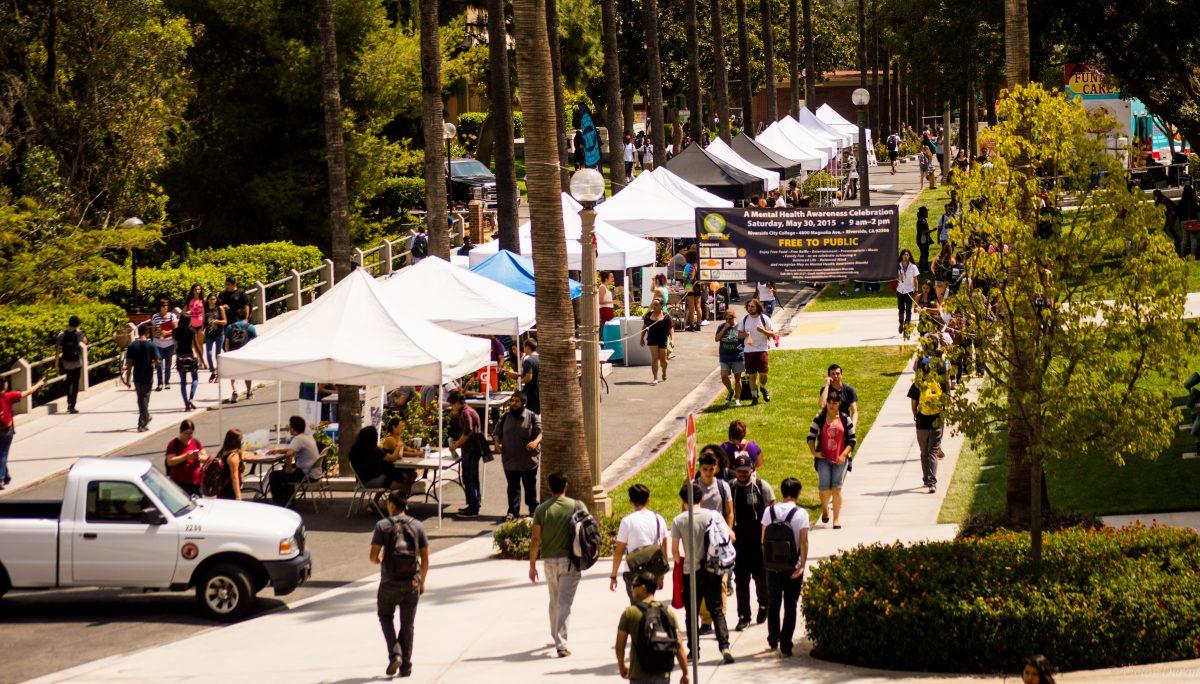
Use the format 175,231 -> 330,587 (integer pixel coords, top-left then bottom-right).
611,345 -> 913,523
806,187 -> 952,312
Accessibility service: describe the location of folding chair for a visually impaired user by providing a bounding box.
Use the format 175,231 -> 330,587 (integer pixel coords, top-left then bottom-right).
347,465 -> 390,518
287,446 -> 335,512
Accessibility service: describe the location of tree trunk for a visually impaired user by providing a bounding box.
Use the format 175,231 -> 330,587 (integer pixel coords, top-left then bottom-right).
419,0 -> 449,260
623,88 -> 636,143
546,0 -> 570,187
600,0 -> 625,189
684,0 -> 703,141
1004,0 -> 1031,87
881,52 -> 891,135
44,0 -> 57,95
318,0 -> 362,473
487,0 -> 520,250
643,0 -> 666,163
510,0 -> 593,507
735,0 -> 752,131
869,0 -> 879,133
802,0 -> 815,111
857,0 -> 867,90
760,0 -> 776,123
788,0 -> 800,118
709,0 -> 731,142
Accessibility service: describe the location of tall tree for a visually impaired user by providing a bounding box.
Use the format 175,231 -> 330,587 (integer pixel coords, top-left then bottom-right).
760,0 -> 777,123
510,0 -> 594,507
709,0 -> 731,141
788,0 -> 800,117
803,0 -> 815,110
1004,0 -> 1030,87
487,0 -> 520,251
735,0 -> 753,131
546,0 -> 570,185
683,0 -> 702,141
317,0 -> 361,470
600,0 -> 626,188
643,0 -> 666,162
419,0 -> 449,259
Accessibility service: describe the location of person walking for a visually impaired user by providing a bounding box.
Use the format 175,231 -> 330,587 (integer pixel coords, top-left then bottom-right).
164,419 -> 207,496
909,354 -> 950,493
806,389 -> 856,528
447,390 -> 484,517
493,391 -> 541,521
370,492 -> 429,678
714,311 -> 744,405
122,323 -> 160,432
202,428 -> 245,500
640,298 -> 674,385
265,416 -> 323,505
1022,654 -> 1058,684
55,315 -> 87,414
819,364 -> 860,426
0,376 -> 45,489
223,316 -> 257,402
918,148 -> 933,190
754,282 -> 777,316
886,130 -> 901,174
610,484 -> 669,601
150,298 -> 178,392
529,472 -> 582,658
737,299 -> 777,405
759,477 -> 810,656
896,250 -> 920,337
572,129 -> 585,170
173,317 -> 204,411
185,284 -> 206,352
615,571 -> 689,684
671,482 -> 735,664
217,276 -> 252,324
203,293 -> 226,383
915,205 -> 933,272
730,453 -> 773,631
623,134 -> 636,177
720,419 -> 762,468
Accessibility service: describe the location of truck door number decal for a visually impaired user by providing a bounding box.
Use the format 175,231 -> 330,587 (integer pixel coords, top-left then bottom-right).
184,524 -> 202,532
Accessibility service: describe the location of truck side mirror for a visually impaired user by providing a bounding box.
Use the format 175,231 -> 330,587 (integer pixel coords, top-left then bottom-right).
141,507 -> 167,525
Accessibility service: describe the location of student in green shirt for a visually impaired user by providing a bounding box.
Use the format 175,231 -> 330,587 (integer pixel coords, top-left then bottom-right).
616,572 -> 689,684
529,472 -> 581,658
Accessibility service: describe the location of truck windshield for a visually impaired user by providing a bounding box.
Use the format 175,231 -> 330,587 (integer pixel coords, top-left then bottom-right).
142,469 -> 196,516
451,160 -> 491,177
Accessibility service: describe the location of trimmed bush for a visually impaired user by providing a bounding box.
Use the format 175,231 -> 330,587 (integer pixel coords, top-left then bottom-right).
90,262 -> 271,312
493,513 -> 619,560
802,525 -> 1200,673
958,510 -> 1103,539
372,176 -> 426,215
177,241 -> 323,283
0,302 -> 128,372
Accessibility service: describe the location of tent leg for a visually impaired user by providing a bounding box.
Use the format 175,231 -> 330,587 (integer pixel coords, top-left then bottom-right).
623,268 -> 630,318
483,378 -> 490,507
437,384 -> 444,529
276,382 -> 282,445
217,379 -> 223,438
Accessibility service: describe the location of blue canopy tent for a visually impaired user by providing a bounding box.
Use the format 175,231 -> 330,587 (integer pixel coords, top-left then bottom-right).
470,249 -> 582,299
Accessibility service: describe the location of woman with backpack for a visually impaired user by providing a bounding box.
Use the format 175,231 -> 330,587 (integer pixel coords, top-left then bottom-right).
916,205 -> 933,272
720,419 -> 762,468
805,389 -> 856,528
203,292 -> 226,383
202,428 -> 245,500
172,317 -> 205,411
165,419 -> 207,496
151,298 -> 178,392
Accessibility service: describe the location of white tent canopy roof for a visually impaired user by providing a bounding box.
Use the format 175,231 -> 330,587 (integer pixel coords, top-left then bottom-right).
816,103 -> 872,143
778,115 -> 839,158
468,193 -> 657,270
596,168 -> 731,239
378,255 -> 536,336
650,168 -> 737,207
799,107 -> 852,146
705,138 -> 780,191
219,269 -> 490,385
757,123 -> 828,169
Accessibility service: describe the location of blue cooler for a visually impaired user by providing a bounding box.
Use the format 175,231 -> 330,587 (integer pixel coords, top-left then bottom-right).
601,320 -> 624,363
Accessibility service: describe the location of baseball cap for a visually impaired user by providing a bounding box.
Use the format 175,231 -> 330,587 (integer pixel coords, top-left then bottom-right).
732,452 -> 754,472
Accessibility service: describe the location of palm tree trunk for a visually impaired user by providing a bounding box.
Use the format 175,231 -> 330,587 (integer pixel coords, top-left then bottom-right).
623,87 -> 636,144
760,0 -> 776,123
1004,0 -> 1031,87
684,0 -> 702,141
420,0 -> 449,259
487,0 -> 519,251
788,0 -> 800,117
510,0 -> 593,507
881,51 -> 891,135
317,0 -> 361,473
802,0 -> 815,111
709,0 -> 731,142
735,0 -> 752,131
869,0 -> 879,133
643,0 -> 666,162
600,0 -> 625,188
546,0 -> 570,186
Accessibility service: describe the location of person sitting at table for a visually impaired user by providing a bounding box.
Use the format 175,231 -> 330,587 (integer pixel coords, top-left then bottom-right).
380,416 -> 422,495
348,425 -> 408,492
165,419 -> 207,496
265,416 -> 324,505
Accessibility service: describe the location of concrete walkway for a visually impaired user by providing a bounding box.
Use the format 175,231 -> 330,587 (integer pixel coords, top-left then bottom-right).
781,307 -> 915,350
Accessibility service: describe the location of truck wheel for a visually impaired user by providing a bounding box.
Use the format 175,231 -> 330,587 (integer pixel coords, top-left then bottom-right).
196,563 -> 255,622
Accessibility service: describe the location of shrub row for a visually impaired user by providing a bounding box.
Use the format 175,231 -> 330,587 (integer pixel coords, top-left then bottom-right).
801,525 -> 1200,673
0,302 -> 129,371
173,241 -> 323,283
957,510 -> 1103,539
493,513 -> 619,560
456,112 -> 525,148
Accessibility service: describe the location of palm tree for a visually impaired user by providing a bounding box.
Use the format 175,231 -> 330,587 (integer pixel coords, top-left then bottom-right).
735,0 -> 752,131
547,0 -> 570,186
760,0 -> 777,122
709,0 -> 731,141
601,0 -> 625,188
1004,0 -> 1030,87
643,0 -> 666,162
803,0 -> 815,110
420,0 -> 449,259
510,0 -> 593,507
684,0 -> 702,141
487,0 -> 520,251
317,0 -> 361,471
788,0 -> 800,118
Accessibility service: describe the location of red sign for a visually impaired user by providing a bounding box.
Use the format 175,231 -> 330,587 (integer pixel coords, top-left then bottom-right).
685,413 -> 697,479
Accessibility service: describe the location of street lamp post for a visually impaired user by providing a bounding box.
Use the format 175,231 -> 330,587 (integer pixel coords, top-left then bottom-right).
122,217 -> 144,313
569,168 -> 611,517
852,87 -> 871,207
443,122 -> 456,211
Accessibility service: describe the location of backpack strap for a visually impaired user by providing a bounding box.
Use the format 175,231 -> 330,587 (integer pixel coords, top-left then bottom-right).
783,507 -> 798,523
769,505 -> 778,523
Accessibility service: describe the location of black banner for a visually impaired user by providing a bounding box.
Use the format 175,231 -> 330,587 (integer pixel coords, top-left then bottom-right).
694,206 -> 900,283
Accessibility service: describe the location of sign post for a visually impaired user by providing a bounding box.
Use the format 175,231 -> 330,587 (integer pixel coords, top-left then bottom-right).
683,412 -> 699,683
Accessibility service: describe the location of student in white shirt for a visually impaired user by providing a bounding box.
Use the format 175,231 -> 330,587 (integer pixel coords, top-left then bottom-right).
737,299 -> 777,406
759,476 -> 810,657
610,484 -> 669,600
622,136 -> 635,177
896,249 -> 920,336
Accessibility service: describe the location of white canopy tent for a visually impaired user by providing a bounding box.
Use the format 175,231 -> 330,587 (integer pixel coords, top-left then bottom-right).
705,138 -> 780,191
219,268 -> 491,526
596,169 -> 727,239
650,167 -> 737,207
778,115 -> 840,158
816,103 -> 872,144
379,255 -> 535,336
758,123 -> 829,169
799,107 -> 853,147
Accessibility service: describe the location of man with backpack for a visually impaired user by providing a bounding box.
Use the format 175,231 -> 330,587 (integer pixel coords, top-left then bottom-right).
55,315 -> 87,414
223,316 -> 257,403
671,482 -> 735,664
529,472 -> 588,658
610,484 -> 670,601
693,449 -> 733,635
370,492 -> 429,678
909,354 -> 950,493
759,477 -> 810,657
730,452 -> 774,631
408,225 -> 429,264
615,571 -> 689,684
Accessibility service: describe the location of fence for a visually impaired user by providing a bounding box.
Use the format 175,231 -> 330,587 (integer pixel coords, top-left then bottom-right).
4,214 -> 470,417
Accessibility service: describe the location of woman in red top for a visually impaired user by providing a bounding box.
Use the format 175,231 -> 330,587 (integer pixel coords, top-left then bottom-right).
805,389 -> 856,529
186,284 -> 206,351
1,376 -> 46,489
165,419 -> 207,496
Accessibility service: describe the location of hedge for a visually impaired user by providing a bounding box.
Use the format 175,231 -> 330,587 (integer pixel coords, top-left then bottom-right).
457,112 -> 526,148
493,514 -> 619,559
958,510 -> 1103,539
91,262 -> 273,312
372,176 -> 426,214
0,302 -> 128,373
802,525 -> 1200,673
175,241 -> 324,283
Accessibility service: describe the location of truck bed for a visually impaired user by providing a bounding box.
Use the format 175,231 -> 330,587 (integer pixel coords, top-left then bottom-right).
0,500 -> 62,520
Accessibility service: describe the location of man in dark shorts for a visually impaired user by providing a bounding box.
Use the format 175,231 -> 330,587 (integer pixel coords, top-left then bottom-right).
737,300 -> 777,406
886,131 -> 901,175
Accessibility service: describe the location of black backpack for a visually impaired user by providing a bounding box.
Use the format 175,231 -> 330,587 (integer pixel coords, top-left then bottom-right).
383,516 -> 421,578
60,329 -> 82,364
762,506 -> 800,572
567,500 -> 602,571
199,454 -> 231,497
412,233 -> 429,259
225,322 -> 250,350
635,601 -> 678,675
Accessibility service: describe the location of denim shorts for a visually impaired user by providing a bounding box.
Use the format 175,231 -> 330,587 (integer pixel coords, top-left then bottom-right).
815,458 -> 849,490
719,360 -> 745,374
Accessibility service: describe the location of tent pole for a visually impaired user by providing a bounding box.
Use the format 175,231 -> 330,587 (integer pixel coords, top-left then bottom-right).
276,382 -> 282,445
623,268 -> 630,318
217,377 -> 223,438
437,383 -> 444,529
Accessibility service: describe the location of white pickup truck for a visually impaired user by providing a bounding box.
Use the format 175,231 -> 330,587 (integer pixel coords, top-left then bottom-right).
0,457 -> 312,621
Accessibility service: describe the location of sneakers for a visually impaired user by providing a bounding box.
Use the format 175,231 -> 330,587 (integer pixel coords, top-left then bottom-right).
399,663 -> 412,677
386,659 -> 400,676
751,396 -> 759,406
761,387 -> 770,402
734,617 -> 750,631
698,623 -> 713,636
733,399 -> 741,407
725,390 -> 734,404
721,649 -> 735,664
757,606 -> 767,624
67,407 -> 79,414
458,506 -> 479,517
927,485 -> 937,494
556,647 -> 571,658
821,511 -> 829,524
137,426 -> 149,432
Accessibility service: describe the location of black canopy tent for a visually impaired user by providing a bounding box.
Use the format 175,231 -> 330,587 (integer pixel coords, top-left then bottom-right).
662,143 -> 765,201
731,134 -> 806,179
